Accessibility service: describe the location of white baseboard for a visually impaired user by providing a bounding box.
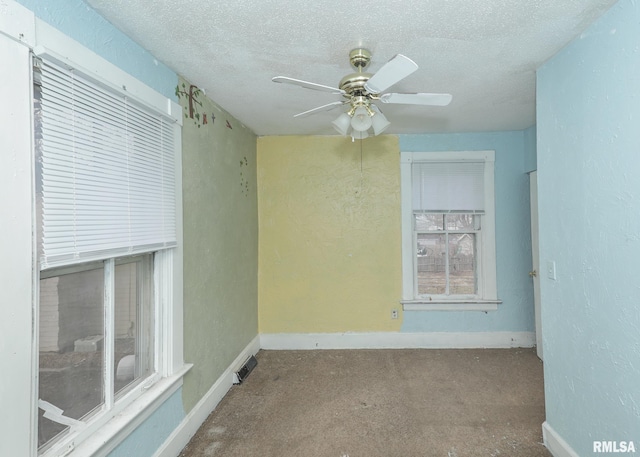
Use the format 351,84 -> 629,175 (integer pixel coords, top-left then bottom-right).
543,421 -> 580,457
260,331 -> 536,350
152,334 -> 261,457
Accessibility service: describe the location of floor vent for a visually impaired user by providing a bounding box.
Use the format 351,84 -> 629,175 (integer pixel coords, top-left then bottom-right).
233,355 -> 258,384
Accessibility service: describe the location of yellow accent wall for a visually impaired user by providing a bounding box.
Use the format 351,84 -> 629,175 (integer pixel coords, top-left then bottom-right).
258,135 -> 402,333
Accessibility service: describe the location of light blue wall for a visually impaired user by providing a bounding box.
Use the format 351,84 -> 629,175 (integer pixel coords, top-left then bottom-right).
107,388 -> 185,457
524,125 -> 537,173
537,1 -> 640,454
399,131 -> 535,332
16,0 -> 177,99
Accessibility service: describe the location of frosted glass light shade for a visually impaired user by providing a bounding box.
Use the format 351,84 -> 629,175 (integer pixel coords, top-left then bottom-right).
351,129 -> 369,140
371,110 -> 390,135
350,106 -> 372,132
332,112 -> 351,136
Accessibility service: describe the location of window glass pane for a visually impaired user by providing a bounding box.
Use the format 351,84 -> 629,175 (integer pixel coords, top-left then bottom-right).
414,213 -> 444,231
38,264 -> 104,449
445,214 -> 476,231
448,234 -> 477,294
417,234 -> 446,295
114,255 -> 154,396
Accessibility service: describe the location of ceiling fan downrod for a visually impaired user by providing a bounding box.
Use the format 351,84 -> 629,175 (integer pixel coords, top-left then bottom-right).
339,48 -> 374,97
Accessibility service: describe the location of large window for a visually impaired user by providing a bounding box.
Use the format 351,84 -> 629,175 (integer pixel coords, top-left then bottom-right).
400,151 -> 499,311
34,46 -> 182,456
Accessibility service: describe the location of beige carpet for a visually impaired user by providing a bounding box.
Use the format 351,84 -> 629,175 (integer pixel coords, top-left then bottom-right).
180,348 -> 551,457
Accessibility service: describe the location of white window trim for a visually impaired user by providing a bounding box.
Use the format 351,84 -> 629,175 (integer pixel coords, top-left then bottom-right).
1,4 -> 39,456
65,364 -> 191,457
400,150 -> 500,311
19,13 -> 190,457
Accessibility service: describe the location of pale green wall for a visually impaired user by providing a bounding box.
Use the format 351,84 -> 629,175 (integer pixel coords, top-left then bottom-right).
179,77 -> 258,412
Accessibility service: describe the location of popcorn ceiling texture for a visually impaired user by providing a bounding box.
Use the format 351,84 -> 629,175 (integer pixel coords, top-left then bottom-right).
86,0 -> 616,135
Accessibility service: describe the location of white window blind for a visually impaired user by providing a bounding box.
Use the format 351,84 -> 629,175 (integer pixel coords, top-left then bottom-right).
36,58 -> 177,269
412,161 -> 485,212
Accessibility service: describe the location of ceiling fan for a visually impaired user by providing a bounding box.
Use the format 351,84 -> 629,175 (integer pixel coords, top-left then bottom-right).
273,48 -> 452,140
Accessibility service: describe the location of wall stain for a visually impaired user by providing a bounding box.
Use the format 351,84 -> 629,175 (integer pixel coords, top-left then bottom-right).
240,156 -> 250,196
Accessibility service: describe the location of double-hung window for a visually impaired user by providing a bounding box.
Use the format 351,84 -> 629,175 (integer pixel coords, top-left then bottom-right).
400,151 -> 500,311
33,41 -> 184,456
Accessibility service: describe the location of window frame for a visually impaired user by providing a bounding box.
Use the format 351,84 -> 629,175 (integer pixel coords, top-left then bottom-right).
37,255 -> 156,453
27,17 -> 188,457
400,150 -> 500,311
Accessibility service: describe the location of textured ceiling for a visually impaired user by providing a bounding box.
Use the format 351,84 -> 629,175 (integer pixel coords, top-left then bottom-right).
86,0 -> 617,136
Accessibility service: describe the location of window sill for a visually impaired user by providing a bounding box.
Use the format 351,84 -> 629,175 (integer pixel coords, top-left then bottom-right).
401,300 -> 501,312
51,363 -> 193,457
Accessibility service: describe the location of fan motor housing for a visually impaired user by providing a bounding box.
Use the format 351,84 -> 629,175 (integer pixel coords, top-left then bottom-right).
339,72 -> 372,96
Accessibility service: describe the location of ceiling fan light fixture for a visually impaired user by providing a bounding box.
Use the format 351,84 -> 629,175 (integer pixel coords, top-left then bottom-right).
350,106 -> 373,132
351,129 -> 369,141
370,108 -> 391,135
332,112 -> 352,136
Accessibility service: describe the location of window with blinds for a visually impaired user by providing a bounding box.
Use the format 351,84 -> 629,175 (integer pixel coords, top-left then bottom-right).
33,53 -> 180,453
35,57 -> 177,270
400,151 -> 498,307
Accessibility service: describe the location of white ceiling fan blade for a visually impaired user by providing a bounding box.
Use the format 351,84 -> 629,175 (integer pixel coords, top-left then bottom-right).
379,92 -> 453,106
364,54 -> 418,94
293,101 -> 346,118
273,76 -> 345,95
